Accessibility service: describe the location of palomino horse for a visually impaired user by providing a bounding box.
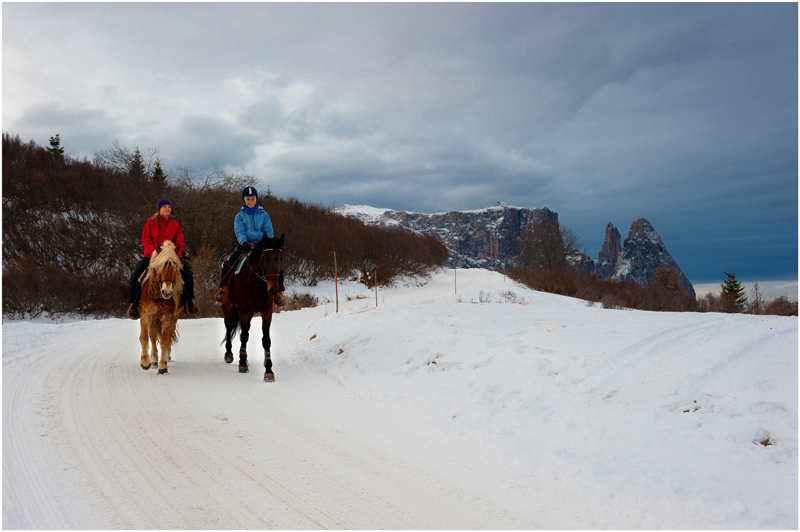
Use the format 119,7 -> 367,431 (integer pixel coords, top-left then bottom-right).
222,233 -> 284,381
139,240 -> 184,374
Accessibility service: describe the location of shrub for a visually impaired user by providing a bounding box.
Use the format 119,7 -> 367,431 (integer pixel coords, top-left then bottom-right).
275,291 -> 320,313
508,266 -> 696,313
764,295 -> 799,316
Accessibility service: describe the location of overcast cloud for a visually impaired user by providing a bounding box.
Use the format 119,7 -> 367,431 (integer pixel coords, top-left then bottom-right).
3,3 -> 797,289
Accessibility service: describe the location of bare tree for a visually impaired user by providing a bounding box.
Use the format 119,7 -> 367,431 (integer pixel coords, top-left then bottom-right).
94,139 -> 162,180
748,277 -> 765,315
517,219 -> 582,272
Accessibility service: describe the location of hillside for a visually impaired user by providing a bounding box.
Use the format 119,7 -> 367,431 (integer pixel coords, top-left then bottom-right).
1,133 -> 448,319
4,269 -> 796,528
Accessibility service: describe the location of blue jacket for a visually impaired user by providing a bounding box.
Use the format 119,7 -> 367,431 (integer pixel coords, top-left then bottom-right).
235,206 -> 274,245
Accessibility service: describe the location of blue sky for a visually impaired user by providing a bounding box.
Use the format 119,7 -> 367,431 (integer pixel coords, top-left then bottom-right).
3,3 -> 797,293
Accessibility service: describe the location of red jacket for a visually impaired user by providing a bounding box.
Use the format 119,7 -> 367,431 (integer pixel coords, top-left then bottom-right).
141,215 -> 185,258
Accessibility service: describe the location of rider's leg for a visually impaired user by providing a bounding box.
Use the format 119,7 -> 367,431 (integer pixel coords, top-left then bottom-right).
127,257 -> 150,319
181,263 -> 199,314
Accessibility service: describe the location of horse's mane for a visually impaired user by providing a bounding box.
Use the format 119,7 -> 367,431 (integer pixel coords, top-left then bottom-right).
142,241 -> 184,305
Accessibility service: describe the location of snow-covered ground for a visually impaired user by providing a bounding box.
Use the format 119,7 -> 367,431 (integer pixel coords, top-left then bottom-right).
3,269 -> 797,528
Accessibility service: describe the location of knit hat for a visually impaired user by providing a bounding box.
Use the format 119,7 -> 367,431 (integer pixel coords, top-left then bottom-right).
242,186 -> 258,199
157,198 -> 172,211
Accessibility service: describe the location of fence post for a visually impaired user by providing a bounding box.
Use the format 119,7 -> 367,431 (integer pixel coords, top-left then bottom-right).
334,252 -> 338,313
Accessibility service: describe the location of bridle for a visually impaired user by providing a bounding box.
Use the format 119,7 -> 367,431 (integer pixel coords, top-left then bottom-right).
249,248 -> 281,284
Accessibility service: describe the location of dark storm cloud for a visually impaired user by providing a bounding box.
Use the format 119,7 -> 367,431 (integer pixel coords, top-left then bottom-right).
3,2 -> 796,285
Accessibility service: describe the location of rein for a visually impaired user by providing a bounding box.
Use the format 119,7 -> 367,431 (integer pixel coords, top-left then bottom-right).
249,248 -> 281,284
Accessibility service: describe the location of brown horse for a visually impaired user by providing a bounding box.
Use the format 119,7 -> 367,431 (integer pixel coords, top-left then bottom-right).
222,233 -> 284,381
139,241 -> 184,375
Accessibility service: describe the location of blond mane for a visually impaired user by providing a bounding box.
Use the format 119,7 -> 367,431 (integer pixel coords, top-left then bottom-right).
142,241 -> 184,305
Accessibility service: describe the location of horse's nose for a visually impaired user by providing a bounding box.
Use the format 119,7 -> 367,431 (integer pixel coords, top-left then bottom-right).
161,289 -> 173,299
268,288 -> 277,295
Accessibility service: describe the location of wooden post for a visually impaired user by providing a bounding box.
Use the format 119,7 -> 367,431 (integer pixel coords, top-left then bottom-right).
375,269 -> 378,307
334,252 -> 338,313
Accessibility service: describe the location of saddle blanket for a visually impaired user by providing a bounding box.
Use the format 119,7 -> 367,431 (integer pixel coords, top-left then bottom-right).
234,249 -> 253,276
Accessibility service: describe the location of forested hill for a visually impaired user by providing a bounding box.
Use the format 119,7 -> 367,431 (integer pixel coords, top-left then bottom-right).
2,133 -> 448,319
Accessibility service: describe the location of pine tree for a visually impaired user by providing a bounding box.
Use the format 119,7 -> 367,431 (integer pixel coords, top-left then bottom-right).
720,267 -> 747,313
151,159 -> 166,183
47,134 -> 65,155
129,147 -> 145,180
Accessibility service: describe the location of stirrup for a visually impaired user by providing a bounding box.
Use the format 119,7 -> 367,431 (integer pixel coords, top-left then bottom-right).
187,298 -> 200,314
215,287 -> 228,303
127,303 -> 140,320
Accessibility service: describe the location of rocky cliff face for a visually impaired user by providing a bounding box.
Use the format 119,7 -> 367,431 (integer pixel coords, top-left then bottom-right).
334,204 -> 695,298
604,218 -> 696,298
596,223 -> 622,279
334,202 -> 556,270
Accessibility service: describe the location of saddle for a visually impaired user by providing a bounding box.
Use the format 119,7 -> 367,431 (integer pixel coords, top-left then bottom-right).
216,249 -> 252,304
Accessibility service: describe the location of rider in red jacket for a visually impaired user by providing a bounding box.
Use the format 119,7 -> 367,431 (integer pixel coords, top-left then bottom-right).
127,198 -> 198,318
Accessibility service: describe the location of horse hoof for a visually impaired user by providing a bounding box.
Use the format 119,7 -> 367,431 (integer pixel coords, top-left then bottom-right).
158,368 -> 168,375
224,355 -> 233,364
141,364 -> 150,370
238,366 -> 249,373
264,373 -> 275,382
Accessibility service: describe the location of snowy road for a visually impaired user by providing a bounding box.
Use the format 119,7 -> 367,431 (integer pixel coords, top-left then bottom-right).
4,269 -> 798,528
4,319 -> 528,528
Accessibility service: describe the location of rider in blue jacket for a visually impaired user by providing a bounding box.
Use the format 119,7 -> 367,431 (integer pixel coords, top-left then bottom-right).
216,186 -> 286,305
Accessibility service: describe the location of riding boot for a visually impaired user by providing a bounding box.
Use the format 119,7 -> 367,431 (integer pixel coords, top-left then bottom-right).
215,285 -> 229,303
127,301 -> 140,320
186,298 -> 200,314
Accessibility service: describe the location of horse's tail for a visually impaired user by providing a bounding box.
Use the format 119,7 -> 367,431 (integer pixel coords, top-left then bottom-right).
222,305 -> 241,346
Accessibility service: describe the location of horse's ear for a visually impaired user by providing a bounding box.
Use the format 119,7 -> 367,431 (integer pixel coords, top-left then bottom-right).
277,233 -> 285,249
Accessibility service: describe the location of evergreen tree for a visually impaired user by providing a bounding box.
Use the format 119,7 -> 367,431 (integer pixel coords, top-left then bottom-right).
720,267 -> 747,313
47,134 -> 65,155
128,147 -> 145,180
151,159 -> 166,183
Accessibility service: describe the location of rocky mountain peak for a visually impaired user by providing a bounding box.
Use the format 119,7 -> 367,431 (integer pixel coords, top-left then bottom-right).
335,204 -> 695,298
596,222 -> 622,279
612,218 -> 695,298
627,218 -> 664,247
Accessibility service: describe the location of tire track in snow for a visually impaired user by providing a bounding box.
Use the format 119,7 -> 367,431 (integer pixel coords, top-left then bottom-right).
3,323 -> 109,529
3,345 -> 65,528
28,318 -> 521,529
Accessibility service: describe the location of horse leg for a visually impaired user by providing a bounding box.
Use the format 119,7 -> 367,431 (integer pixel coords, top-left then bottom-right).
139,317 -> 151,370
262,311 -> 275,382
238,312 -> 251,373
223,303 -> 237,364
149,322 -> 159,369
157,319 -> 174,375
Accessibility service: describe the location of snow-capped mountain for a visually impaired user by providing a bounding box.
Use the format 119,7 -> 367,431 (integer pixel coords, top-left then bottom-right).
334,202 -> 557,270
334,203 -> 695,297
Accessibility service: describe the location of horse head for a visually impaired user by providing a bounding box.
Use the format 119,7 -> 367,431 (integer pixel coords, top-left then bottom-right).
150,241 -> 183,300
253,233 -> 284,295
